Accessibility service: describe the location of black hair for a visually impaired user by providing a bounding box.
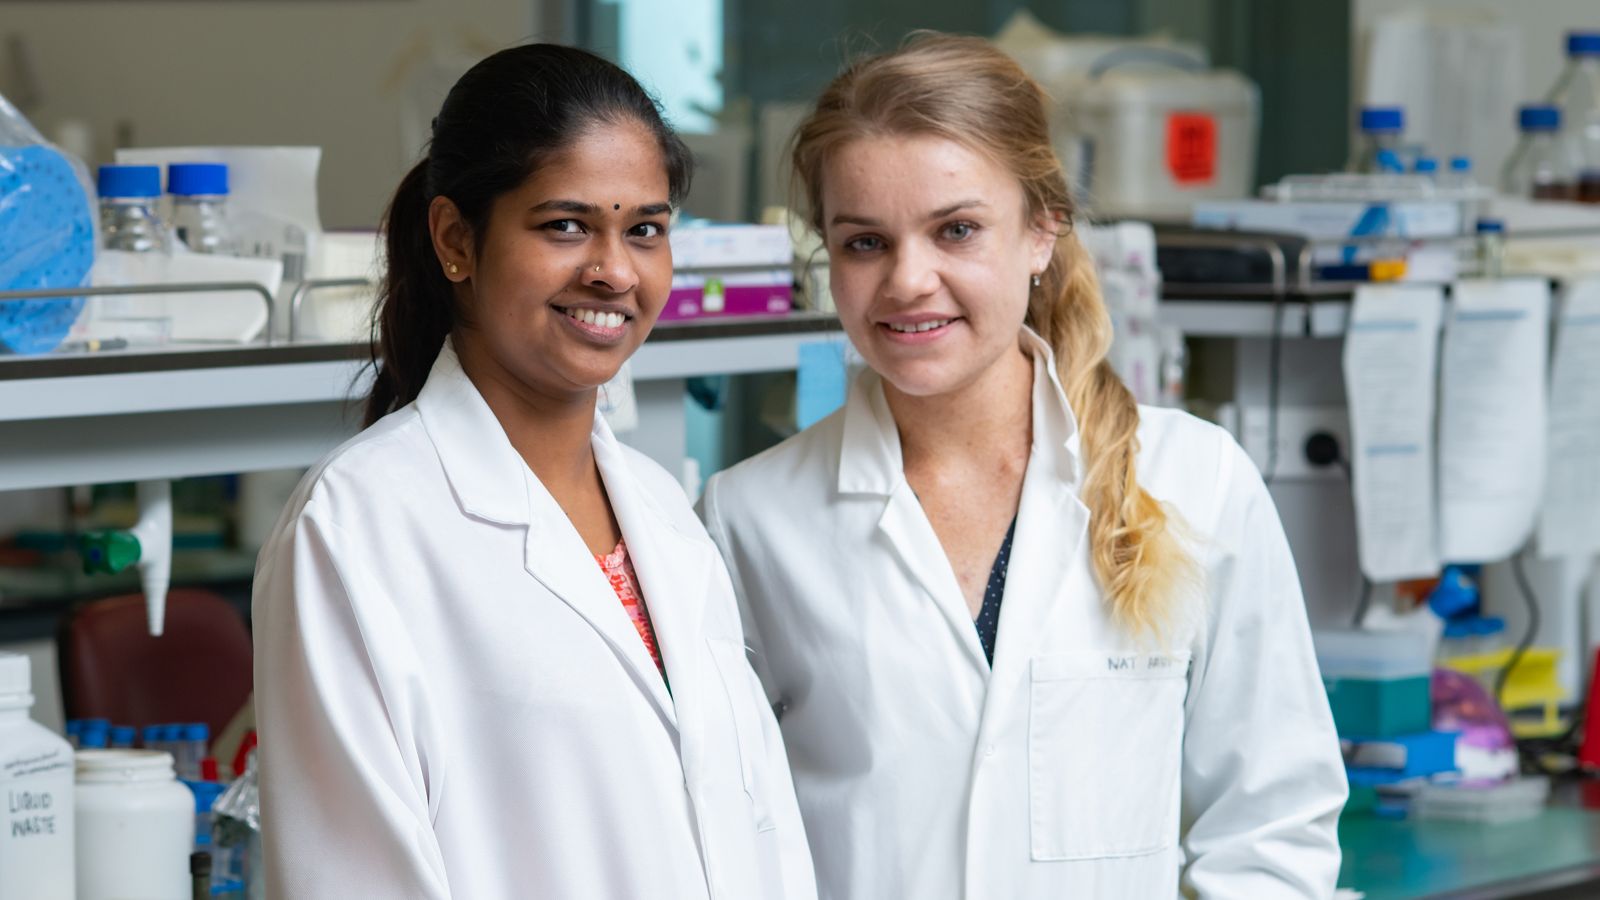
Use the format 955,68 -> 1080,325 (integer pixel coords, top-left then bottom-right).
364,43 -> 693,426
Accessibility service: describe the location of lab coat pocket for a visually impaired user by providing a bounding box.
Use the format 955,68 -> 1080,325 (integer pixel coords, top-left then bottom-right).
1028,650 -> 1191,861
707,637 -> 778,833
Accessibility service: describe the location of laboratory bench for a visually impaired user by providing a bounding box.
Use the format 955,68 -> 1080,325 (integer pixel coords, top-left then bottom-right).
1339,780 -> 1600,899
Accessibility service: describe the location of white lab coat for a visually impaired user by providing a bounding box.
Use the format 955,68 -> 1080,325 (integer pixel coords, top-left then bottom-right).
700,329 -> 1347,900
253,342 -> 816,900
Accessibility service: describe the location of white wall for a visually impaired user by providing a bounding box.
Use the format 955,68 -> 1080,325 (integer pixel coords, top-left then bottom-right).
1353,0 -> 1598,174
1356,0 -> 1594,95
1,0 -> 540,227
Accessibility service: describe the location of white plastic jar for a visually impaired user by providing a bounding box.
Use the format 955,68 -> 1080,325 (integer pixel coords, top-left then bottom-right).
75,749 -> 194,900
0,652 -> 74,900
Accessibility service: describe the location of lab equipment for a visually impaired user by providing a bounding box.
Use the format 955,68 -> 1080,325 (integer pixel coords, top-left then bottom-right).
78,720 -> 109,749
177,722 -> 210,781
97,164 -> 167,252
1502,105 -> 1576,200
109,725 -> 136,749
665,223 -> 793,320
1343,730 -> 1457,785
1431,667 -> 1518,783
0,653 -> 75,900
182,778 -> 228,855
75,750 -> 195,900
1545,32 -> 1600,203
1413,775 -> 1549,823
1413,156 -> 1438,179
211,749 -> 260,899
1474,219 -> 1506,277
1053,60 -> 1259,218
78,479 -> 174,636
169,163 -> 234,255
65,719 -> 83,748
1349,106 -> 1407,174
1314,629 -> 1433,738
0,89 -> 94,355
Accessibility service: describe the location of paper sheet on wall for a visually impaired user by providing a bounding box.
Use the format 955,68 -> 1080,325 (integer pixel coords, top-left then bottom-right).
1343,284 -> 1444,581
1537,278 -> 1600,559
1439,279 -> 1550,562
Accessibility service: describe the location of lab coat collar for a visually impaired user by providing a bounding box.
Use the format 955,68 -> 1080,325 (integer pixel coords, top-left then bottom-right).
835,325 -> 1082,496
416,341 -> 702,732
416,340 -> 531,526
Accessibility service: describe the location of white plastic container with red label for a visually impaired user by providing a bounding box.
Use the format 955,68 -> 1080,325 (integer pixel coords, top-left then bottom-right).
1053,66 -> 1260,220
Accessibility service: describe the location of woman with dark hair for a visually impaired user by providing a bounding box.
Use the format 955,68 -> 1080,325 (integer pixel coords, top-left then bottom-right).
253,44 -> 815,899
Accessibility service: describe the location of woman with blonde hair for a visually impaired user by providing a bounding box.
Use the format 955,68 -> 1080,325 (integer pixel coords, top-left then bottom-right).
699,33 -> 1346,899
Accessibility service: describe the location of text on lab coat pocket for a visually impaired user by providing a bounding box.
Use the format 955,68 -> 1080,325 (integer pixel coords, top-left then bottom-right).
707,637 -> 778,832
1027,650 -> 1191,861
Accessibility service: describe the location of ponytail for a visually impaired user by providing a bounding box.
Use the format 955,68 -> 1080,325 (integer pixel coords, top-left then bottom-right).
1034,232 -> 1195,641
364,158 -> 454,426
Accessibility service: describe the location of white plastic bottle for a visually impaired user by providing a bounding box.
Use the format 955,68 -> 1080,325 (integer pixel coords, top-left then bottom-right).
75,750 -> 194,900
0,652 -> 75,900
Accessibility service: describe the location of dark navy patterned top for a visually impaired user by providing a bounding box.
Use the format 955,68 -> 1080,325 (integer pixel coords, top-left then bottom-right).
975,518 -> 1017,665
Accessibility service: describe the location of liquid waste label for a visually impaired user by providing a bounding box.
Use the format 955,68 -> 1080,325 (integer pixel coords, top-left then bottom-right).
3,748 -> 71,840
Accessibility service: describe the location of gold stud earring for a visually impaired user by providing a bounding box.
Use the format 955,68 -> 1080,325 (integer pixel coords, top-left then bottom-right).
446,262 -> 459,275
1031,273 -> 1042,288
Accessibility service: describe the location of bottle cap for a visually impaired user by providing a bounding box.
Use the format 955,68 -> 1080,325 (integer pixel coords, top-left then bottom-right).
167,162 -> 229,197
1519,105 -> 1561,132
1359,106 -> 1404,133
97,165 -> 161,199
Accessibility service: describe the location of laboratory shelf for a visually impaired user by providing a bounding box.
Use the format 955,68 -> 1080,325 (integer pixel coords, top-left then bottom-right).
0,313 -> 844,491
1158,298 -> 1313,338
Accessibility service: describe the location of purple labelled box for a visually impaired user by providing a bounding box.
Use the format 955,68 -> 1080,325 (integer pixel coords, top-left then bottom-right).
660,276 -> 793,321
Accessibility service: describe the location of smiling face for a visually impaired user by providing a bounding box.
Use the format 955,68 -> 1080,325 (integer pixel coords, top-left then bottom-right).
433,119 -> 673,403
820,134 -> 1056,399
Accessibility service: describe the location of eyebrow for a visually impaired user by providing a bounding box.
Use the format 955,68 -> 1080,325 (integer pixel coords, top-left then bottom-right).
529,199 -> 673,216
829,199 -> 989,228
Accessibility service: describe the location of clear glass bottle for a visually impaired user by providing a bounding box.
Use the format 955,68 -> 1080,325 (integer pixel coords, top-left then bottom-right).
97,165 -> 167,253
1348,106 -> 1407,173
1502,105 -> 1576,200
1475,219 -> 1506,278
168,163 -> 234,255
1545,31 -> 1600,203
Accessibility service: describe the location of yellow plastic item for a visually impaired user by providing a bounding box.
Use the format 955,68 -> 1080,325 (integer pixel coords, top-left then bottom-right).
1440,647 -> 1567,738
1369,259 -> 1408,282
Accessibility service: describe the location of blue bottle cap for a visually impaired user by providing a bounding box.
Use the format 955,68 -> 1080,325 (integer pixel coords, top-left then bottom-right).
110,725 -> 137,746
1519,105 -> 1561,132
1414,156 -> 1439,174
141,724 -> 163,745
1375,148 -> 1406,174
167,162 -> 229,197
79,724 -> 109,749
183,722 -> 210,742
1359,106 -> 1404,133
96,165 -> 161,199
1568,32 -> 1600,57
1449,156 -> 1472,173
157,724 -> 181,742
1477,219 -> 1506,234
65,720 -> 84,737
